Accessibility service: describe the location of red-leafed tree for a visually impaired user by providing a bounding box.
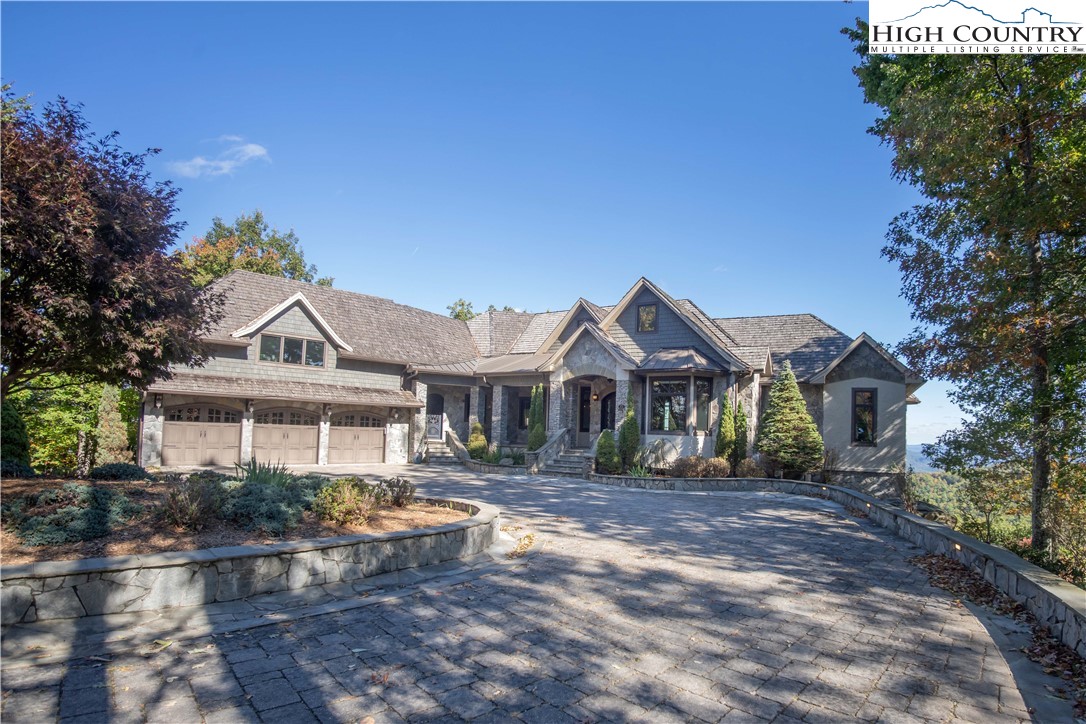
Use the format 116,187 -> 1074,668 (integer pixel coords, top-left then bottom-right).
1,89 -> 217,397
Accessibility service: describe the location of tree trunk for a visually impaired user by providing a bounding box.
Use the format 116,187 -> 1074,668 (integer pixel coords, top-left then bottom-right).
1027,228 -> 1052,555
76,430 -> 93,478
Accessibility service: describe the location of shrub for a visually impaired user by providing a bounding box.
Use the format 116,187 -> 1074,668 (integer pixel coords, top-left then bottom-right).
378,476 -> 416,507
735,457 -> 765,478
235,458 -> 296,487
700,457 -> 731,479
1,459 -> 36,479
627,464 -> 652,478
1,401 -> 31,466
731,402 -> 748,472
89,462 -> 150,481
669,456 -> 705,479
595,430 -> 620,474
715,399 -> 735,461
187,469 -> 231,486
313,478 -> 381,526
220,478 -> 317,535
527,424 -> 547,452
13,483 -> 142,546
163,476 -> 224,531
617,398 -> 640,473
466,423 -> 488,461
482,447 -> 504,465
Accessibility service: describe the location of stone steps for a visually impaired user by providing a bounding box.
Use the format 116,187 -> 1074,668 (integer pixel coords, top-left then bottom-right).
427,442 -> 462,465
539,451 -> 590,477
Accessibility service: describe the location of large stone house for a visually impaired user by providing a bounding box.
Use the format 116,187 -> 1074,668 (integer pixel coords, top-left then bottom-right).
140,271 -> 923,487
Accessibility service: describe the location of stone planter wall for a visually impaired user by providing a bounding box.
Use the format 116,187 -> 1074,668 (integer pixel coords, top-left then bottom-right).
588,473 -> 1086,659
0,498 -> 499,625
463,460 -> 528,475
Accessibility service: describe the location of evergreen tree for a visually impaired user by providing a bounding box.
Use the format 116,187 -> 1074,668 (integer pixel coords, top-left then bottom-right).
1,400 -> 31,465
617,395 -> 641,473
755,362 -> 823,477
466,422 -> 488,460
733,401 -> 748,473
527,384 -> 546,451
95,384 -> 133,465
715,396 -> 735,460
595,429 -> 620,474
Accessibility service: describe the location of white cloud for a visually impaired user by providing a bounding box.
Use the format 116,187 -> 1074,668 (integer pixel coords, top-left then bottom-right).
169,137 -> 270,178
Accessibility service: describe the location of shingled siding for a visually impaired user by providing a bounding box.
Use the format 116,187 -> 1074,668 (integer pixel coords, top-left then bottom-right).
608,289 -> 706,365
187,307 -> 406,392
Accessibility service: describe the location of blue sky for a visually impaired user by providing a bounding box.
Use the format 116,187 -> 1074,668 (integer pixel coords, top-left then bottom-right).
2,1 -> 965,445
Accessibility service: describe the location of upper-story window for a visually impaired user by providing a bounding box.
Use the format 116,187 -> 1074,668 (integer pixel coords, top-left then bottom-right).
259,334 -> 325,367
638,304 -> 658,333
852,388 -> 877,445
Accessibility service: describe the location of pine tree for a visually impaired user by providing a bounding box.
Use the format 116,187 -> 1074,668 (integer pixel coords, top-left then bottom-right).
94,384 -> 132,465
732,401 -> 748,473
715,396 -> 735,460
595,429 -> 620,474
617,394 -> 640,473
1,400 -> 31,465
755,361 -> 823,477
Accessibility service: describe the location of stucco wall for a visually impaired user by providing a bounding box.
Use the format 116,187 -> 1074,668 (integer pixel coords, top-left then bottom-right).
824,376 -> 907,474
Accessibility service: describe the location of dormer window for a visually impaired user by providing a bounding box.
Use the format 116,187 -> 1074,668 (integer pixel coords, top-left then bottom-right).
638,304 -> 658,332
259,334 -> 325,367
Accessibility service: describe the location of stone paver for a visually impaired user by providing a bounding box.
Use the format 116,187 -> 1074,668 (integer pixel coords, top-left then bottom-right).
2,466 -> 1071,722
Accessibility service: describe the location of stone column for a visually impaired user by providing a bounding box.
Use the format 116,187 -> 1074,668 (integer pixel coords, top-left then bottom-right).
547,379 -> 563,433
317,404 -> 331,465
615,378 -> 631,423
141,399 -> 163,468
413,380 -> 428,462
468,386 -> 481,430
491,384 -> 505,447
589,394 -> 602,437
240,402 -> 254,463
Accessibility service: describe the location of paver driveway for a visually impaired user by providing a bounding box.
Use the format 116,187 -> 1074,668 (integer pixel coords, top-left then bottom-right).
1,468 -> 1043,723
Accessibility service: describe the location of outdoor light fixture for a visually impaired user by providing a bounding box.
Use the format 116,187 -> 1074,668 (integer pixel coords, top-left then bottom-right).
954,543 -> 962,551
592,393 -> 599,401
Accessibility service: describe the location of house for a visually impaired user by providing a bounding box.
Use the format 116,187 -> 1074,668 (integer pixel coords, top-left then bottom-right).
140,272 -> 924,492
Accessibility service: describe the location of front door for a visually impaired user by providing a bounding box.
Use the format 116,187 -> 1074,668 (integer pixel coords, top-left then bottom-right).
576,386 -> 591,448
426,393 -> 444,440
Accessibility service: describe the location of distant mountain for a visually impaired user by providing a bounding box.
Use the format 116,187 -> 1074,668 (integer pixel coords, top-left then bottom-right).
907,444 -> 940,473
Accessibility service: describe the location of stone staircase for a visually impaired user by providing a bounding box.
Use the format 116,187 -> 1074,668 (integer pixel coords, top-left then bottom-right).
539,449 -> 590,478
426,440 -> 462,465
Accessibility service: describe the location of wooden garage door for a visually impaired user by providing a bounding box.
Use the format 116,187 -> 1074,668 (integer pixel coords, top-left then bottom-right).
162,405 -> 241,466
328,412 -> 385,464
252,409 -> 319,465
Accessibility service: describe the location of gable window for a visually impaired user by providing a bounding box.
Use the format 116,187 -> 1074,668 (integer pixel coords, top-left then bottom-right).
259,334 -> 325,367
695,378 -> 712,432
638,304 -> 658,333
852,389 -> 877,445
650,379 -> 687,432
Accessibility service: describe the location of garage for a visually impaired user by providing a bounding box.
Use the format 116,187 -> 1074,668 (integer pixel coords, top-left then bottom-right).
161,405 -> 242,466
252,409 -> 319,465
328,412 -> 385,464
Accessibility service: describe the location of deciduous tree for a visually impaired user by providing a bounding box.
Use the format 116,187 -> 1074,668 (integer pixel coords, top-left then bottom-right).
1,92 -> 215,397
447,299 -> 476,321
845,29 -> 1086,553
175,210 -> 332,288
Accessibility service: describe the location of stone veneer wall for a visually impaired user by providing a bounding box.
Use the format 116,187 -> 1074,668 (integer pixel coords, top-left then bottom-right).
586,473 -> 1086,659
0,498 -> 498,624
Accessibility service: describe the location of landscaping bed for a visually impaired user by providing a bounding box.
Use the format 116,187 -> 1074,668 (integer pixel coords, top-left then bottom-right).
1,473 -> 468,567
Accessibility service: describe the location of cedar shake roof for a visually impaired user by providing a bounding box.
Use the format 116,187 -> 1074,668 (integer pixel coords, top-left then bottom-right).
713,314 -> 853,380
466,311 -> 535,357
206,271 -> 479,366
148,373 -> 424,407
508,311 -> 568,354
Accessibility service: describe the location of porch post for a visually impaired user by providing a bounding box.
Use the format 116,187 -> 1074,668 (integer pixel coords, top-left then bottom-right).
491,384 -> 505,447
547,378 -> 563,433
141,398 -> 163,468
468,386 -> 481,430
240,399 -> 254,463
317,403 -> 331,465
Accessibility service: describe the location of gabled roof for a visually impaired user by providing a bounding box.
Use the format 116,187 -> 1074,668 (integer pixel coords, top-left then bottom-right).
231,291 -> 353,352
807,333 -> 923,384
598,278 -> 748,372
205,271 -> 479,367
537,298 -> 605,352
714,313 -> 852,380
538,323 -> 637,373
730,346 -> 773,374
639,347 -> 729,373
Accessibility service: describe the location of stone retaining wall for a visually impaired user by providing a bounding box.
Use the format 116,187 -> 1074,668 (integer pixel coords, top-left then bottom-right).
462,460 -> 528,475
0,498 -> 499,625
589,473 -> 1086,659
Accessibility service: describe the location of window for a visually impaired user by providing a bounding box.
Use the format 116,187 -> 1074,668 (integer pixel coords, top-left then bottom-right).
332,413 -> 383,428
206,408 -> 239,424
695,378 -> 712,432
166,405 -> 240,423
258,334 -> 325,367
464,393 -> 471,423
651,379 -> 688,432
852,389 -> 877,445
638,304 -> 658,333
167,406 -> 201,422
